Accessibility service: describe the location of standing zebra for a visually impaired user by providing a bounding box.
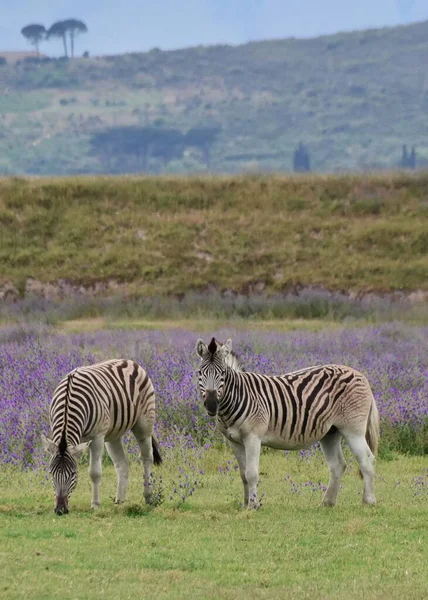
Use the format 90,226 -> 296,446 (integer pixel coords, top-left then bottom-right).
42,359 -> 162,515
196,338 -> 379,509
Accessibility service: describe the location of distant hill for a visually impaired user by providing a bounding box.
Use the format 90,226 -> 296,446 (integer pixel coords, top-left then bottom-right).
1,20 -> 428,175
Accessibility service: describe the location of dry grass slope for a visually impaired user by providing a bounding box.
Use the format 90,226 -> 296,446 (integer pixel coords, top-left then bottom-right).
1,172 -> 428,295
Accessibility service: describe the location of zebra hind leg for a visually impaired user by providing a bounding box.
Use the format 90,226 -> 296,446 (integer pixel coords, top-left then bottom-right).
319,428 -> 346,507
105,439 -> 129,504
88,437 -> 105,509
131,419 -> 154,505
228,439 -> 249,507
342,429 -> 376,505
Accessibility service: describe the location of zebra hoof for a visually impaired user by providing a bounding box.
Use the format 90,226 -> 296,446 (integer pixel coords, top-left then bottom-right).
322,500 -> 336,507
363,498 -> 376,506
91,503 -> 101,509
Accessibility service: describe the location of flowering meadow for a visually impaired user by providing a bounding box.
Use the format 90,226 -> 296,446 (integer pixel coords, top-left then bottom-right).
1,322 -> 427,473
2,320 -> 428,600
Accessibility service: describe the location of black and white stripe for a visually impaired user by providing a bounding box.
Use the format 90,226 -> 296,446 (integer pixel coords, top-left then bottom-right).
196,338 -> 379,509
42,359 -> 161,515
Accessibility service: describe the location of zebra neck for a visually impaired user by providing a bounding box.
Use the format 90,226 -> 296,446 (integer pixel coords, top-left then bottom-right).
57,423 -> 82,449
54,411 -> 83,449
53,372 -> 85,450
218,368 -> 244,419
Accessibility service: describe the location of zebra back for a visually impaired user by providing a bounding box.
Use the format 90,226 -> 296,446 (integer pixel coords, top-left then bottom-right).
220,362 -> 376,445
50,359 -> 156,449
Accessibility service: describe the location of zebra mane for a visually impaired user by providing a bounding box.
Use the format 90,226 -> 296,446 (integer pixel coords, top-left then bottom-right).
211,338 -> 244,372
59,432 -> 67,456
59,369 -> 77,456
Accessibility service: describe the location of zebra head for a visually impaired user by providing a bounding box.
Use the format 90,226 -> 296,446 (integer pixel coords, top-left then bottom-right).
196,337 -> 233,416
41,434 -> 89,515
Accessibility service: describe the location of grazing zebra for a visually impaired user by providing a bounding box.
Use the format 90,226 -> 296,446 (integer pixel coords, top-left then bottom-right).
42,359 -> 162,515
196,338 -> 379,509
219,340 -> 244,372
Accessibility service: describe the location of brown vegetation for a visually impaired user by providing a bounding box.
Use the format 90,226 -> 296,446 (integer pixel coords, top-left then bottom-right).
1,172 -> 428,297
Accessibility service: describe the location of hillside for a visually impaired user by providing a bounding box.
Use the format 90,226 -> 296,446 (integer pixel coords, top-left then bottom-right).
1,20 -> 428,176
1,173 -> 428,297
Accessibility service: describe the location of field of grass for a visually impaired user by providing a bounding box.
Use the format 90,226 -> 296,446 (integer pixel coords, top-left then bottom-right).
56,317 -> 344,335
1,173 -> 428,295
1,451 -> 427,600
1,315 -> 428,598
1,20 -> 428,175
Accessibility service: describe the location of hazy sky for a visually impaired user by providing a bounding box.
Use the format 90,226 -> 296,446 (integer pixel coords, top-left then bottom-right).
1,0 -> 427,57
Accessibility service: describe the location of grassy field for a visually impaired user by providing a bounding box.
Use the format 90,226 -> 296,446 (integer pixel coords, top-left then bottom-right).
1,317 -> 427,598
1,449 -> 427,600
2,20 -> 428,175
1,173 -> 428,295
56,317 -> 343,334
2,160 -> 428,600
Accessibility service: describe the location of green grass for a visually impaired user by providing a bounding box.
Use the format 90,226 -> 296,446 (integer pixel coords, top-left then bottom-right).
57,317 -> 342,334
2,20 -> 428,175
1,450 -> 427,600
1,173 -> 428,294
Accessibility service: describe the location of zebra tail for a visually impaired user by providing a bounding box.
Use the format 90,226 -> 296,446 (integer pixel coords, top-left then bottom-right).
358,397 -> 380,479
152,436 -> 162,466
366,397 -> 380,457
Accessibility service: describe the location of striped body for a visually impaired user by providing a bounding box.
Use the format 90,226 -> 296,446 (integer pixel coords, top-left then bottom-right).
196,338 -> 379,509
216,364 -> 374,450
43,359 -> 161,515
50,359 -> 156,445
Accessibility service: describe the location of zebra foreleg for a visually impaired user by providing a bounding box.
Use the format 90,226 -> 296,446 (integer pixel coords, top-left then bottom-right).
228,439 -> 249,506
320,430 -> 346,507
105,439 -> 129,504
88,437 -> 105,509
243,435 -> 261,509
132,420 -> 154,504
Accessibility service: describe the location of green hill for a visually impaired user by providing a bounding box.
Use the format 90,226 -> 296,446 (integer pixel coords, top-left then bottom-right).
1,20 -> 428,176
1,173 -> 428,296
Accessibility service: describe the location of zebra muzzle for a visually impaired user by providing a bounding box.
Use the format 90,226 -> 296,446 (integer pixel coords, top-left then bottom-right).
55,496 -> 69,515
204,391 -> 218,416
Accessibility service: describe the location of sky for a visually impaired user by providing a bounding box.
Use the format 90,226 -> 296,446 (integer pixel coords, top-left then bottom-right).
1,0 -> 427,57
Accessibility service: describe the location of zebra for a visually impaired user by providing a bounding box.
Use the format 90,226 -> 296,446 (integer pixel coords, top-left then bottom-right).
41,359 -> 162,515
196,337 -> 379,509
217,339 -> 244,372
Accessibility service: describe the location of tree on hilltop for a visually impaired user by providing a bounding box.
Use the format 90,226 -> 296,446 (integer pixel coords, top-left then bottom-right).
63,19 -> 88,58
47,21 -> 69,57
47,19 -> 88,58
20,24 -> 46,57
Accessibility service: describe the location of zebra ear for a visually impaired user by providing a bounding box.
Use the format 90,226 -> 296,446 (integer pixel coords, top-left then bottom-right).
196,339 -> 208,358
69,442 -> 90,459
220,339 -> 233,358
41,434 -> 58,456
